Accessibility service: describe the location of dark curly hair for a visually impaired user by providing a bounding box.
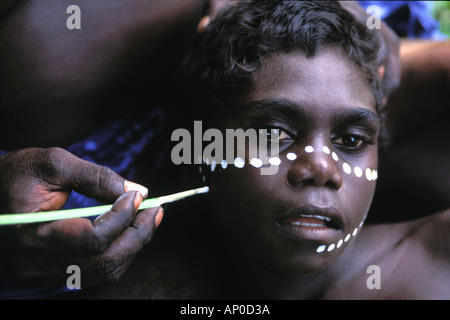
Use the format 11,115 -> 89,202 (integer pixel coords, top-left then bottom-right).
180,0 -> 382,117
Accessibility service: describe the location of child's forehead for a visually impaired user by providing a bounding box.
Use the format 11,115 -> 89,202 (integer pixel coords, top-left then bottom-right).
246,46 -> 376,113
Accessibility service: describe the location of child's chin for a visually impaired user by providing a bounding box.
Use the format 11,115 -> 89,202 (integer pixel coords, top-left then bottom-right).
253,244 -> 341,275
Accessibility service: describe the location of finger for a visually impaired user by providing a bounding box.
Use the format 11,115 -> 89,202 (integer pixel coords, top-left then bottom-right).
4,206 -> 163,286
83,206 -> 163,285
44,147 -> 139,204
19,191 -> 142,254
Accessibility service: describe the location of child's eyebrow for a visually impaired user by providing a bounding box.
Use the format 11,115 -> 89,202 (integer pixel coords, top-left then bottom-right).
237,99 -> 306,119
238,99 -> 380,125
331,108 -> 381,127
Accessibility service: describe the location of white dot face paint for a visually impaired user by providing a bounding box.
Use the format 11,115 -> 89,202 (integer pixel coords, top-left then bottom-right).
322,146 -> 330,154
234,157 -> 245,168
316,217 -> 365,254
372,170 -> 378,180
343,162 -> 352,175
332,152 -> 339,161
250,158 -> 263,168
221,160 -> 228,169
365,168 -> 372,181
316,245 -> 326,253
269,157 -> 281,166
286,152 -> 297,161
354,166 -> 362,178
305,146 -> 314,153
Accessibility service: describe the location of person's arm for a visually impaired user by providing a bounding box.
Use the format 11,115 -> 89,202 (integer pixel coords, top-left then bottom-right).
0,0 -> 208,149
384,40 -> 450,140
414,209 -> 450,299
0,147 -> 162,286
0,0 -> 15,18
369,40 -> 450,222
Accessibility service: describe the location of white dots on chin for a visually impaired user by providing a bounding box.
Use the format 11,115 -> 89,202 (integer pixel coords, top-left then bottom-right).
316,224 -> 362,254
316,245 -> 326,253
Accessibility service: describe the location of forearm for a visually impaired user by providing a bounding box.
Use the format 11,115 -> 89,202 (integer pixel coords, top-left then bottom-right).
0,0 -> 207,149
384,40 -> 450,140
0,0 -> 16,18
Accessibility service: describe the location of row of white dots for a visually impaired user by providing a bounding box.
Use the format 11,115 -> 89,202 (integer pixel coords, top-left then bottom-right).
316,214 -> 367,254
201,145 -> 378,181
316,227 -> 359,253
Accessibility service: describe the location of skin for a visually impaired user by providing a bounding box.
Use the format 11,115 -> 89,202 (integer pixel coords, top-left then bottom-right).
84,47 -> 449,299
370,40 -> 450,223
208,47 -> 449,299
0,0 -> 400,290
208,47 -> 379,275
0,0 -> 206,149
1,0 -> 448,298
208,47 -> 450,299
0,0 -> 207,287
0,147 -> 163,285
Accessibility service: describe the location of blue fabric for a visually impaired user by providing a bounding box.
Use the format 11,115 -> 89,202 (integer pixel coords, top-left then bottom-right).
62,108 -> 166,210
0,108 -> 166,299
358,1 -> 446,39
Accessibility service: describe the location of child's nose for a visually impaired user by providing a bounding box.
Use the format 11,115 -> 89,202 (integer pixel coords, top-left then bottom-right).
286,145 -> 343,190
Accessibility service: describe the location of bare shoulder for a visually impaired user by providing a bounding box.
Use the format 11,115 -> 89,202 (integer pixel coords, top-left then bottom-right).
414,209 -> 450,263
400,209 -> 450,299
350,210 -> 450,299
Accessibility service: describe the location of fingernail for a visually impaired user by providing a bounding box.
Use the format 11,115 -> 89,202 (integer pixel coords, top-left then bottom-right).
197,15 -> 211,32
155,207 -> 164,228
124,180 -> 148,199
378,65 -> 385,79
133,192 -> 143,210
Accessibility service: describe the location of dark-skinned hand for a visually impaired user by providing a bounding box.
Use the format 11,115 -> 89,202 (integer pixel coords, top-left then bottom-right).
0,147 -> 163,286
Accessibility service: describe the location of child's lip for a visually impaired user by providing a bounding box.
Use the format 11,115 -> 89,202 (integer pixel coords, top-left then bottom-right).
277,205 -> 344,231
275,207 -> 344,242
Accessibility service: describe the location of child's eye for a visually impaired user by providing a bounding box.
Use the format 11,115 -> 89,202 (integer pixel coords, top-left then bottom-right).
333,134 -> 372,151
259,128 -> 292,142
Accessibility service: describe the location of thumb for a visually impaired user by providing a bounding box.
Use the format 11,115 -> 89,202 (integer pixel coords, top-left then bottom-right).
53,149 -> 147,203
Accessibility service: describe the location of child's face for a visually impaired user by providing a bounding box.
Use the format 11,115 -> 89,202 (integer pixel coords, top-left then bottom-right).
206,47 -> 380,273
